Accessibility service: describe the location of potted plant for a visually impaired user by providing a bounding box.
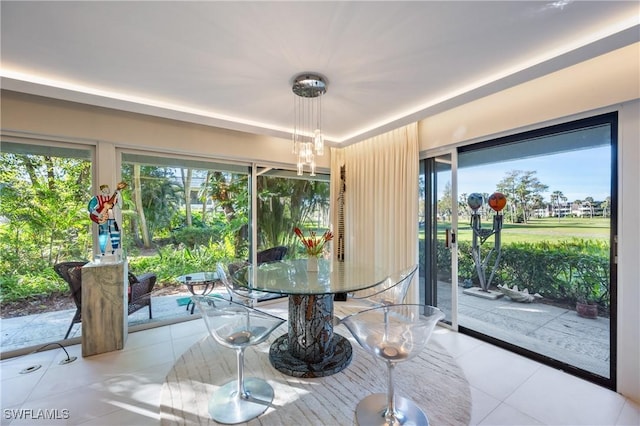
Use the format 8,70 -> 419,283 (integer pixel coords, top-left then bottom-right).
573,260 -> 604,319
575,295 -> 599,319
293,227 -> 333,272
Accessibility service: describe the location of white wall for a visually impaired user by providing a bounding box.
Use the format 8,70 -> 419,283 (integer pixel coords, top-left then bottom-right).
617,100 -> 640,404
417,43 -> 640,403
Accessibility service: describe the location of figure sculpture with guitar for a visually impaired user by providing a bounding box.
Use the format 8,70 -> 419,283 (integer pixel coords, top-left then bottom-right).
88,181 -> 127,256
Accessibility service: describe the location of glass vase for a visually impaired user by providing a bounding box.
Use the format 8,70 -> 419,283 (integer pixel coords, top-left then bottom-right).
307,256 -> 319,272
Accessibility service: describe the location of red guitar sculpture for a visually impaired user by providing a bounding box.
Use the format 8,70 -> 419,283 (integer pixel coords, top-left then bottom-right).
89,182 -> 128,224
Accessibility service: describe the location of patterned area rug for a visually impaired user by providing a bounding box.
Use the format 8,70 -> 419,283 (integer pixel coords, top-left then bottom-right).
160,326 -> 471,426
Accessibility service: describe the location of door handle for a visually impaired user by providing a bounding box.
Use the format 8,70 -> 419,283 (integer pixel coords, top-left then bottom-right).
445,229 -> 456,248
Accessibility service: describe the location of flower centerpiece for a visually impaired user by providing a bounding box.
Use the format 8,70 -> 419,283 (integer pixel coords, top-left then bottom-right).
294,227 -> 333,272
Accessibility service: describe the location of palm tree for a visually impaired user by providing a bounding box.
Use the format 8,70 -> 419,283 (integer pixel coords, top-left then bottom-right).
601,196 -> 611,218
180,168 -> 193,227
584,196 -> 595,218
203,171 -> 249,256
132,163 -> 150,248
550,190 -> 566,222
138,167 -> 183,241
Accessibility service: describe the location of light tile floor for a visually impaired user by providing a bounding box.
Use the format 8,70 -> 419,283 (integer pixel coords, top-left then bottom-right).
2,283 -> 612,380
1,299 -> 639,426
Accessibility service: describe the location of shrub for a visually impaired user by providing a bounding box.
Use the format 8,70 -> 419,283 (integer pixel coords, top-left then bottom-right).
494,239 -> 609,311
128,238 -> 236,287
0,268 -> 67,303
435,238 -> 610,312
171,226 -> 221,248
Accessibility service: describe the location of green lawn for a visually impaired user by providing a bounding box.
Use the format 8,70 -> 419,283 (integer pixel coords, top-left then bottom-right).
438,217 -> 610,244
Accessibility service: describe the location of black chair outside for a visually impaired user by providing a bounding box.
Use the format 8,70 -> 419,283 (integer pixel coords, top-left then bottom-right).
256,246 -> 287,263
53,261 -> 86,339
126,271 -> 156,318
54,261 -> 157,339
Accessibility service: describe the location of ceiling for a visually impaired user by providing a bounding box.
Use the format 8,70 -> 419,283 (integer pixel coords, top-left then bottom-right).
1,1 -> 638,147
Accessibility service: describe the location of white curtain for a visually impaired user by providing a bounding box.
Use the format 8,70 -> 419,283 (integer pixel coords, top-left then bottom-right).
330,123 -> 419,301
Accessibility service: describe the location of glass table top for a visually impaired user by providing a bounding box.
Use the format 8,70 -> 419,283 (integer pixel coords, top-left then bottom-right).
176,271 -> 218,284
231,259 -> 388,295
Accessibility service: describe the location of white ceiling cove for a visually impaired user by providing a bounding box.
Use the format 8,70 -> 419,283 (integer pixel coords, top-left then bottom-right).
1,1 -> 638,146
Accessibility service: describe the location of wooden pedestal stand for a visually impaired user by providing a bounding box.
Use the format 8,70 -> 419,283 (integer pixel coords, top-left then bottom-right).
81,260 -> 128,357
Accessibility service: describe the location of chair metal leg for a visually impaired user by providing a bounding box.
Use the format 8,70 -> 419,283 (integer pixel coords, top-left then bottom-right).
64,322 -> 74,339
64,308 -> 81,339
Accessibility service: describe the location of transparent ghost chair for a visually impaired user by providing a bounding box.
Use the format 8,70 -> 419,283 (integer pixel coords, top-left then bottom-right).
341,304 -> 444,426
351,264 -> 418,306
192,295 -> 286,424
335,264 -> 418,326
217,262 -> 271,308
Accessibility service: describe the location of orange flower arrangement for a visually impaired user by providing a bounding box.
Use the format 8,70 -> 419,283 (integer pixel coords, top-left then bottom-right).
294,227 -> 333,257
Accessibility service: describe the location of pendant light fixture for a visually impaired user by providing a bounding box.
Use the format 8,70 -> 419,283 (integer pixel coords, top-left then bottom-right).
292,73 -> 327,176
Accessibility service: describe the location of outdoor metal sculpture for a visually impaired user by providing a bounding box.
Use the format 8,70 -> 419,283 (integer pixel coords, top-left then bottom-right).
468,192 -> 506,292
497,284 -> 542,303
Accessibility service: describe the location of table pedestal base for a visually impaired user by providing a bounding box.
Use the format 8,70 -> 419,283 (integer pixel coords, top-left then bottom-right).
269,334 -> 352,378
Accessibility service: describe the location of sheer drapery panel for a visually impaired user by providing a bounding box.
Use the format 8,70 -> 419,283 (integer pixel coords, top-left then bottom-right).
331,123 -> 419,302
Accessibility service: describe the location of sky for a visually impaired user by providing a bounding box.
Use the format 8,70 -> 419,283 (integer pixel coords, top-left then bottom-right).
455,145 -> 611,203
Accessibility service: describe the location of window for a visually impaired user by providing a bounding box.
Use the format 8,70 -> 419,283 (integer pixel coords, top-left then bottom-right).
1,140 -> 93,353
255,167 -> 330,258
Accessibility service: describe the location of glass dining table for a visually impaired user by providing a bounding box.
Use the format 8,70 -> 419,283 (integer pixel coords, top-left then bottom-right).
231,258 -> 387,378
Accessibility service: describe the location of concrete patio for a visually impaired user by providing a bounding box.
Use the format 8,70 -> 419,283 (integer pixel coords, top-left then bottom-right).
453,286 -> 610,378
0,289 -> 210,354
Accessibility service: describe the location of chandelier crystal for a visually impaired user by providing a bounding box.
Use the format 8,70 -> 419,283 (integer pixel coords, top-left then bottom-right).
292,73 -> 327,176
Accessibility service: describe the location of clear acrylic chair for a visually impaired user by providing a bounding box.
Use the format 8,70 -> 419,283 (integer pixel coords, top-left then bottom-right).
351,264 -> 418,306
192,295 -> 286,424
217,262 -> 270,308
335,264 -> 418,326
341,304 -> 444,426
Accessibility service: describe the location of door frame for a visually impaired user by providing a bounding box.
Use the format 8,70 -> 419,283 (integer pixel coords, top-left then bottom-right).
421,148 -> 459,330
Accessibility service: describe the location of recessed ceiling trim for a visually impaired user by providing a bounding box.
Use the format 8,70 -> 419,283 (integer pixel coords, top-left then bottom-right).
0,74 -> 296,140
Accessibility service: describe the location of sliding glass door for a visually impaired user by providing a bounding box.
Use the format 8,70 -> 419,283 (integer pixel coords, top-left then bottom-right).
420,151 -> 458,328
421,112 -> 617,389
120,152 -> 251,323
1,140 -> 93,353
